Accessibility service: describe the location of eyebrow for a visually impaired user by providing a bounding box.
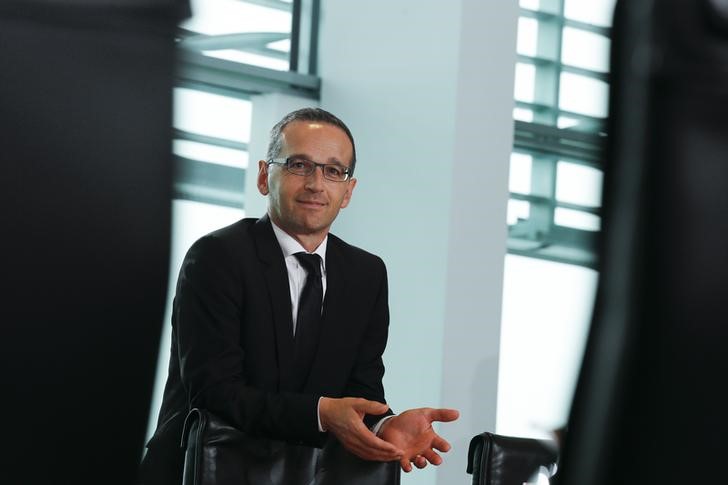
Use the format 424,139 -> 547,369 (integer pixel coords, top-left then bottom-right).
287,153 -> 349,167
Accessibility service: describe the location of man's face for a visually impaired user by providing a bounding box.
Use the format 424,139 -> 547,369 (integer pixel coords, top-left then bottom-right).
257,121 -> 357,242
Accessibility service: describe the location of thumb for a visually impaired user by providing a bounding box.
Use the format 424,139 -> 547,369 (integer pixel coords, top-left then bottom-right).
427,408 -> 460,423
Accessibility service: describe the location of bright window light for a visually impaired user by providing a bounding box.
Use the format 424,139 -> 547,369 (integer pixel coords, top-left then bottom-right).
173,140 -> 249,169
555,162 -> 603,207
554,207 -> 601,231
564,0 -> 617,27
559,72 -> 609,118
182,0 -> 291,36
507,199 -> 531,226
514,63 -> 537,103
517,17 -> 539,57
498,255 -> 597,437
174,87 -> 252,143
509,153 -> 533,194
562,27 -> 610,73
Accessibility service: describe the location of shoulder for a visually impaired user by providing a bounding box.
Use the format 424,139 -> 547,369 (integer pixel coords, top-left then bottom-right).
182,217 -> 260,268
191,217 -> 258,251
327,233 -> 386,274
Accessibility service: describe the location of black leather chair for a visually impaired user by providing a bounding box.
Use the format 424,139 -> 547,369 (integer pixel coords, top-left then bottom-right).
467,432 -> 559,485
182,408 -> 400,485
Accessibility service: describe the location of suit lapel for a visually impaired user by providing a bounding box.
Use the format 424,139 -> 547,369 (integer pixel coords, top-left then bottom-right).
251,215 -> 297,391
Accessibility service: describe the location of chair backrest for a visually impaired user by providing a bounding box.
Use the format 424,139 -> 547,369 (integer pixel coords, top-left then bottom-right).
467,432 -> 558,485
182,408 -> 400,485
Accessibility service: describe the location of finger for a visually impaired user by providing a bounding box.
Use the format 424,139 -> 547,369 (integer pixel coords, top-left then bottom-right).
426,408 -> 460,422
346,421 -> 402,460
421,449 -> 442,466
431,433 -> 452,452
343,435 -> 401,462
414,455 -> 428,469
400,457 -> 413,473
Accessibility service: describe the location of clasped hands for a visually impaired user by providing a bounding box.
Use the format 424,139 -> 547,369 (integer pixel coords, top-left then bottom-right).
319,397 -> 459,472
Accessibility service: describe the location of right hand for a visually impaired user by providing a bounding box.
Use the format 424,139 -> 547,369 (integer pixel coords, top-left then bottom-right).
319,397 -> 403,462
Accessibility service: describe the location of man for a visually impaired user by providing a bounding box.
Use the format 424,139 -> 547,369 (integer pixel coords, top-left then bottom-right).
140,108 -> 458,484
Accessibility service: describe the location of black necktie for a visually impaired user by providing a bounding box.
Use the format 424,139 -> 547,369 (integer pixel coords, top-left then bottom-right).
293,252 -> 323,364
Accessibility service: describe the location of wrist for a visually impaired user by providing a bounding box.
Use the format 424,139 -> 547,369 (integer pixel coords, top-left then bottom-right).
318,397 -> 333,431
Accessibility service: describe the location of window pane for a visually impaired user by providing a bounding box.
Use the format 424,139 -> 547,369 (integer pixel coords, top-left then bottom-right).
564,0 -> 617,27
519,0 -> 560,15
514,107 -> 535,122
559,72 -> 609,118
561,27 -> 610,73
555,162 -> 603,207
554,207 -> 601,231
514,63 -> 536,103
507,199 -> 531,226
509,153 -> 533,194
173,140 -> 249,169
498,254 -> 597,437
519,0 -> 540,10
180,0 -> 293,71
174,88 -> 252,143
517,17 -> 539,57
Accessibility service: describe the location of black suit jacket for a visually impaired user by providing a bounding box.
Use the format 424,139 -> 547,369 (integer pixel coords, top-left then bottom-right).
141,215 -> 392,482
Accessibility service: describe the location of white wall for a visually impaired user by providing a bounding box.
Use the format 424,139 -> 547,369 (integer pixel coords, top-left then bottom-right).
316,1 -> 519,484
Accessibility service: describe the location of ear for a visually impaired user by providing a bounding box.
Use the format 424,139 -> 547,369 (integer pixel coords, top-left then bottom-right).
257,160 -> 269,195
339,178 -> 357,209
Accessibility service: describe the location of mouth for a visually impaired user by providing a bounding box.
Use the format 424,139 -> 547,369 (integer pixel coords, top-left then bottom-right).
296,199 -> 327,209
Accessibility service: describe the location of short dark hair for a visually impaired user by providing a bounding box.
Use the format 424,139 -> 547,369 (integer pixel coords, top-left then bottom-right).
266,107 -> 357,175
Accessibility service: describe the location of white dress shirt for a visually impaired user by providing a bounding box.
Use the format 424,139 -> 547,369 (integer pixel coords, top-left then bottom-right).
270,221 -> 327,335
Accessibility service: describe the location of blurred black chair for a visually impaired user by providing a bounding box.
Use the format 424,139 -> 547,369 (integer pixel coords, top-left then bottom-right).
182,408 -> 401,485
1,2 -> 186,484
467,432 -> 558,485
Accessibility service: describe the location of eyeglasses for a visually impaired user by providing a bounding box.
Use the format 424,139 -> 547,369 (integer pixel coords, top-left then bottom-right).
267,157 -> 352,182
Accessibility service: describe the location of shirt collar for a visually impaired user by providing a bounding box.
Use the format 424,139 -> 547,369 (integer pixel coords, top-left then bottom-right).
270,219 -> 328,267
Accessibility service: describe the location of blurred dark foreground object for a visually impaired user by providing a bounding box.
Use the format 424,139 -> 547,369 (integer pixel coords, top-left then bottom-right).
0,1 -> 187,484
557,1 -> 728,485
466,432 -> 558,485
179,408 -> 401,485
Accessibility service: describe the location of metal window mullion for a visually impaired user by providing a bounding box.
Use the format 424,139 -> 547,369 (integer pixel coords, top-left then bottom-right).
176,50 -> 320,99
510,192 -> 602,216
528,153 -> 558,241
518,54 -> 610,83
173,129 -> 250,152
520,8 -> 611,37
307,0 -> 320,75
513,121 -> 605,165
173,156 -> 246,208
551,0 -> 566,123
289,0 -> 301,72
532,5 -> 562,125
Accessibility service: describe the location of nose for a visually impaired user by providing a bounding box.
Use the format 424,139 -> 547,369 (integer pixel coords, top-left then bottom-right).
303,165 -> 326,190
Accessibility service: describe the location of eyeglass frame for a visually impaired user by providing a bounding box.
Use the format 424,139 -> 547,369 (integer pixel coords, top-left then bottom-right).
266,156 -> 353,182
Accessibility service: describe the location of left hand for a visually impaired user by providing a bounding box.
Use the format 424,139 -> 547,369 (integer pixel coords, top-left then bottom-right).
378,407 -> 460,472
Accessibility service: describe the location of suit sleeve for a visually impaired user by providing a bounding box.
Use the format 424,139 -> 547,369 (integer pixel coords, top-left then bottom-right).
342,258 -> 394,428
174,235 -> 323,445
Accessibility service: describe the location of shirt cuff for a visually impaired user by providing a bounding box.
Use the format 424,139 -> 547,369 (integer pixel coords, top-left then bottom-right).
317,396 -> 325,432
371,414 -> 396,436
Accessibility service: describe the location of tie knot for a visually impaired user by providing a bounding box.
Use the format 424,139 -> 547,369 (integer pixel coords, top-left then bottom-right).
294,252 -> 322,278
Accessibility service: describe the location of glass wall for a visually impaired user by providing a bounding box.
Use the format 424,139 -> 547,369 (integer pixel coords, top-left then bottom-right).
498,0 -> 616,439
